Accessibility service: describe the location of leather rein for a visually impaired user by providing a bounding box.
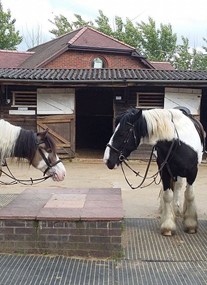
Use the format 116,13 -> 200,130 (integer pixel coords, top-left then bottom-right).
0,140 -> 62,186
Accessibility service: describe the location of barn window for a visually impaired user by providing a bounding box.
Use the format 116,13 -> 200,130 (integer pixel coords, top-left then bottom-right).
92,57 -> 105,68
136,93 -> 164,109
12,91 -> 37,107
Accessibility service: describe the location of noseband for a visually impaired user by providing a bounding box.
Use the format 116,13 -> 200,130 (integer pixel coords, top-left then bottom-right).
37,141 -> 62,176
107,122 -> 137,162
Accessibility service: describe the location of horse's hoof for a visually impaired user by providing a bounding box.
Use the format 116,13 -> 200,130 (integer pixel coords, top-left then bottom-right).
185,228 -> 197,234
161,230 -> 172,236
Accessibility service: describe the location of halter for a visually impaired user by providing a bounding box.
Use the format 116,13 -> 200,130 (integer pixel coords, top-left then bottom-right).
37,141 -> 62,176
107,113 -> 179,189
107,122 -> 137,162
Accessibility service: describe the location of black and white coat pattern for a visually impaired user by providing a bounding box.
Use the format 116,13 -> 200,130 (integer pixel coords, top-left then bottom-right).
104,108 -> 204,236
0,119 -> 66,182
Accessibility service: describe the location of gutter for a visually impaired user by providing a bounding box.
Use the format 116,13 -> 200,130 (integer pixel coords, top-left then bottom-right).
0,78 -> 207,86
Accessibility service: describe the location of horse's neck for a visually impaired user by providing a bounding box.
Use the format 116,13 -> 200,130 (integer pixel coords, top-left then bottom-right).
0,120 -> 21,159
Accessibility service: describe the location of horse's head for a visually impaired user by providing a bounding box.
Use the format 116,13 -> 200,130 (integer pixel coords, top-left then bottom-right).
31,130 -> 66,181
104,108 -> 144,169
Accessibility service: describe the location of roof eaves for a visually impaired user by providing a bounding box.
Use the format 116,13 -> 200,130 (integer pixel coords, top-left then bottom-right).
67,45 -> 133,54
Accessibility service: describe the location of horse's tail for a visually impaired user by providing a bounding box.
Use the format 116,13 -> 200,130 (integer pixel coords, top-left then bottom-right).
190,116 -> 205,151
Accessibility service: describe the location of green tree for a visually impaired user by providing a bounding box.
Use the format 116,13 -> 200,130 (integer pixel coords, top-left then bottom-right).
49,15 -> 73,37
73,14 -> 93,29
48,11 -> 207,70
123,18 -> 142,49
0,2 -> 22,50
137,17 -> 177,61
49,14 -> 93,37
191,48 -> 207,70
173,37 -> 192,70
111,17 -> 142,49
95,10 -> 113,36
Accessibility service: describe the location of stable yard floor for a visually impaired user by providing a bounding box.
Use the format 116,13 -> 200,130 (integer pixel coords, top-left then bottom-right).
0,218 -> 206,285
1,158 -> 207,220
0,159 -> 206,284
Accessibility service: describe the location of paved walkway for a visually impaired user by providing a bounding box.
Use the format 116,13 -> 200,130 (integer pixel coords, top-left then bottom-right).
0,159 -> 206,284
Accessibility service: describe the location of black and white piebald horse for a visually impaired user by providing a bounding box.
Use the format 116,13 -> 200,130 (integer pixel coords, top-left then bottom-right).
0,119 -> 66,182
104,108 -> 205,236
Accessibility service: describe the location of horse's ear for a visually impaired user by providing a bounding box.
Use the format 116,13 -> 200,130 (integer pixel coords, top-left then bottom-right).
36,129 -> 53,152
37,128 -> 49,139
132,109 -> 142,123
36,129 -> 49,145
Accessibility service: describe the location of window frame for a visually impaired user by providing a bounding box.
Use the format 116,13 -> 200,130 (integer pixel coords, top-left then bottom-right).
11,91 -> 37,107
136,92 -> 164,109
92,57 -> 106,68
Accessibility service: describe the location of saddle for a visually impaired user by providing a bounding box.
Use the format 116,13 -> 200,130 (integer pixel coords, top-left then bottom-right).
175,106 -> 205,150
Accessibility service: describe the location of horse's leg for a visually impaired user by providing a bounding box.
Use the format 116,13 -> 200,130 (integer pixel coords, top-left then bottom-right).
158,187 -> 164,214
159,177 -> 183,217
173,177 -> 183,216
160,188 -> 176,236
183,183 -> 198,234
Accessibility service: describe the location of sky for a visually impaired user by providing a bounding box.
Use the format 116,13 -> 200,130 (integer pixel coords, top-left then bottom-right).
1,0 -> 207,51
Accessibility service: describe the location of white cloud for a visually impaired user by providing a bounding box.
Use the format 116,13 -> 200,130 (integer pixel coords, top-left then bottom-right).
1,0 -> 207,50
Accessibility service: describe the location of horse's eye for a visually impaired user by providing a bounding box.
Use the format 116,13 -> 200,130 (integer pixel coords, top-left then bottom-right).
46,148 -> 52,153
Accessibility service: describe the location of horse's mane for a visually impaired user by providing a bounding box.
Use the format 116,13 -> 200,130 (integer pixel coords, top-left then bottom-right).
14,129 -> 37,163
14,130 -> 57,164
0,119 -> 57,164
142,109 -> 179,140
116,108 -> 204,157
115,108 -> 138,128
0,120 -> 21,161
116,108 -> 148,138
42,132 -> 57,153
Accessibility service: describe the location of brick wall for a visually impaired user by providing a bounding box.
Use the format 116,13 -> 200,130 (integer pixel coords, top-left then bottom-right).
44,50 -> 146,69
0,219 -> 123,258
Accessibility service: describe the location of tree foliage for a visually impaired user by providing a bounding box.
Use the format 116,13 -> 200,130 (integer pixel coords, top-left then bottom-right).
0,2 -> 22,50
48,10 -> 207,70
49,14 -> 93,37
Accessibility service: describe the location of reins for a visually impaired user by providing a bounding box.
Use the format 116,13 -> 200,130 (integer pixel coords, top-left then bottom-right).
0,160 -> 52,185
120,138 -> 177,189
109,110 -> 179,190
120,145 -> 160,189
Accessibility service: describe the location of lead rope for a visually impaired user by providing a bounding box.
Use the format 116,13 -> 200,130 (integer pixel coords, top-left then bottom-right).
120,111 -> 181,189
0,160 -> 52,185
120,145 -> 161,189
120,138 -> 177,189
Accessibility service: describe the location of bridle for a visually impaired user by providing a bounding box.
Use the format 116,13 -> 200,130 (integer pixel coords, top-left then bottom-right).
0,137 -> 63,186
37,142 -> 62,176
107,122 -> 138,162
107,116 -> 178,189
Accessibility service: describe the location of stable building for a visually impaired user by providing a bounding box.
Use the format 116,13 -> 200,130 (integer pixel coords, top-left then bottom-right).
0,27 -> 206,159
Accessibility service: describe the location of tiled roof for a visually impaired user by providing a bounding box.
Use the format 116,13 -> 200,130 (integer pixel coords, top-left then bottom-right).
0,68 -> 207,83
150,61 -> 175,70
0,50 -> 33,68
19,27 -> 152,68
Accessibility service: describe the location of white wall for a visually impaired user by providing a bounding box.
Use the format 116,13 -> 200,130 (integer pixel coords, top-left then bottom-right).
37,88 -> 75,115
164,87 -> 201,115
